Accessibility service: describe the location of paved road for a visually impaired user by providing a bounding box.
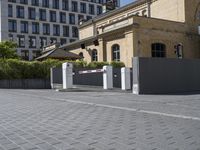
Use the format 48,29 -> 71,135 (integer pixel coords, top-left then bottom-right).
0,89 -> 200,150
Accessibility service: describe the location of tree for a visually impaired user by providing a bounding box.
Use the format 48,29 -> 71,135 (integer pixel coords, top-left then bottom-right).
0,41 -> 19,59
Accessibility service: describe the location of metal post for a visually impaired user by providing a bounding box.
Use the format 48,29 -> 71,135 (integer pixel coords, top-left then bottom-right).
50,68 -> 54,89
103,66 -> 113,89
62,62 -> 73,89
121,67 -> 131,90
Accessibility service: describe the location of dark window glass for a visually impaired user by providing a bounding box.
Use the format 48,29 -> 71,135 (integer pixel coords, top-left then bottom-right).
32,50 -> 41,59
78,15 -> 84,22
8,4 -> 13,17
28,7 -> 36,20
112,44 -> 120,61
8,0 -> 16,3
97,6 -> 102,15
60,12 -> 66,23
16,6 -> 24,18
32,22 -> 40,34
43,23 -> 50,35
29,36 -> 36,48
8,20 -> 17,32
21,50 -> 29,60
89,4 -> 95,15
32,0 -> 39,6
20,21 -> 28,33
80,3 -> 86,13
62,0 -> 68,10
17,35 -> 25,48
69,13 -> 75,24
20,0 -> 28,4
53,0 -> 59,9
40,37 -> 47,48
53,25 -> 60,36
39,9 -> 46,21
92,49 -> 98,61
50,38 -> 57,44
151,43 -> 166,57
50,11 -> 57,22
71,1 -> 78,12
60,38 -> 67,45
42,0 -> 49,7
63,26 -> 69,37
87,16 -> 92,21
72,26 -> 78,38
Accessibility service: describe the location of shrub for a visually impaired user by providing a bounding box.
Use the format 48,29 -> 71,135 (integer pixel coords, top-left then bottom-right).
87,61 -> 109,68
110,61 -> 125,68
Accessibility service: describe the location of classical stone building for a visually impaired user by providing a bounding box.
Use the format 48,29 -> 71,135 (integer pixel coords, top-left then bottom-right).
61,0 -> 200,67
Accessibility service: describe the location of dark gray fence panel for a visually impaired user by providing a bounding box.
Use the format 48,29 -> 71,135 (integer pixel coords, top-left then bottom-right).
0,79 -> 50,89
113,68 -> 121,88
133,57 -> 200,94
73,68 -> 103,86
52,67 -> 62,84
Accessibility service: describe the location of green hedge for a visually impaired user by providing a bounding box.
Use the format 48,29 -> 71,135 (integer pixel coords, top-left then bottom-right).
0,59 -> 125,79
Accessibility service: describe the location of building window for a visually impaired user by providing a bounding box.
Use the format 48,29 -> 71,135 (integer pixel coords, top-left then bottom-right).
71,1 -> 78,12
8,4 -> 13,17
53,25 -> 60,36
29,36 -> 36,48
97,6 -> 102,15
17,35 -> 25,48
50,11 -> 57,22
8,0 -> 16,3
28,7 -> 36,20
40,37 -> 47,48
8,20 -> 17,32
50,38 -> 57,44
70,39 -> 76,43
16,6 -> 24,18
20,21 -> 28,33
32,0 -> 39,6
72,26 -> 78,38
92,49 -> 98,61
39,9 -> 46,21
69,13 -> 75,24
80,3 -> 86,13
21,50 -> 29,60
42,0 -> 49,7
87,16 -> 92,21
89,4 -> 95,15
78,15 -> 84,22
32,50 -> 41,59
63,26 -> 69,37
151,43 -> 166,57
52,0 -> 60,9
43,23 -> 50,35
32,22 -> 40,34
112,44 -> 120,61
60,12 -> 66,23
60,38 -> 67,45
9,34 -> 14,41
20,0 -> 28,4
62,0 -> 68,10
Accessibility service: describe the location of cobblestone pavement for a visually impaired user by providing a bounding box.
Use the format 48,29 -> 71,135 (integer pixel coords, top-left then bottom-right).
0,89 -> 200,150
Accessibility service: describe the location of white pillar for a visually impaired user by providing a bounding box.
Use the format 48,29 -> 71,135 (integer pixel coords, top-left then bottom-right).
121,67 -> 131,90
103,66 -> 113,89
50,68 -> 54,89
62,63 -> 73,89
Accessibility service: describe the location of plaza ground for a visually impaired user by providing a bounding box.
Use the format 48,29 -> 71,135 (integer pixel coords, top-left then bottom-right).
0,89 -> 200,150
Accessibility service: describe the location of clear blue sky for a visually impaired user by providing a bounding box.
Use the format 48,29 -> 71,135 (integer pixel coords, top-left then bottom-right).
121,0 -> 134,6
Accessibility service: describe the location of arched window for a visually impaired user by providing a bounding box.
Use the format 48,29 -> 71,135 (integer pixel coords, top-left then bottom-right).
151,43 -> 166,58
112,44 -> 120,61
79,52 -> 84,58
92,49 -> 98,61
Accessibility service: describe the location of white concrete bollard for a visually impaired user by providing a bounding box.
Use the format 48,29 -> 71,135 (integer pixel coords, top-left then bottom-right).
62,62 -> 73,89
121,67 -> 131,90
103,66 -> 113,89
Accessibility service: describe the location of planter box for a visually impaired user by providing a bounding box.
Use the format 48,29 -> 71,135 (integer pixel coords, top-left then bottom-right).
0,79 -> 51,89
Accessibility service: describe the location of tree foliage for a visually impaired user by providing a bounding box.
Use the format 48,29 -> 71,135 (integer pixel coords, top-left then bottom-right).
0,41 -> 18,59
